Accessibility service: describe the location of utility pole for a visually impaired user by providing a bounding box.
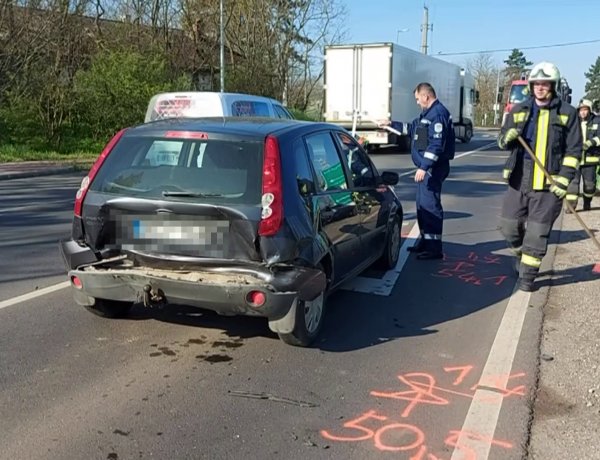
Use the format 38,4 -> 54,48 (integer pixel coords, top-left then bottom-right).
420,6 -> 433,55
493,68 -> 501,125
219,0 -> 225,92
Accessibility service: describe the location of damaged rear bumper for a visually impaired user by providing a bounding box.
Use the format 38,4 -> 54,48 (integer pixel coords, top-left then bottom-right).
59,240 -> 326,320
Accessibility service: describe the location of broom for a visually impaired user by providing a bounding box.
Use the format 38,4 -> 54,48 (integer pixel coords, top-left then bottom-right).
517,135 -> 600,273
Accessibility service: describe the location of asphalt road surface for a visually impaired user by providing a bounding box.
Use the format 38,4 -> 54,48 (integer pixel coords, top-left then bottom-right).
0,130 -> 542,460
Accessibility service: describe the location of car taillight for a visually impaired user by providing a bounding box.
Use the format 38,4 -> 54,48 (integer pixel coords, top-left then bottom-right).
74,129 -> 128,217
258,135 -> 283,236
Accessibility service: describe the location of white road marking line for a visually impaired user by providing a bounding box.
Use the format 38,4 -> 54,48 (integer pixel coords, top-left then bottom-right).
450,288 -> 531,459
398,142 -> 497,177
444,178 -> 507,185
453,142 -> 497,159
0,281 -> 70,310
341,222 -> 420,296
470,154 -> 509,159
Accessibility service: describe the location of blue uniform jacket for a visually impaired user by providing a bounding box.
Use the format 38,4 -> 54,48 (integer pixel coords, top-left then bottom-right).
391,99 -> 455,171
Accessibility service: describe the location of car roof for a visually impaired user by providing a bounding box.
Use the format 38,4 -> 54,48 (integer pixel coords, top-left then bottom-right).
129,117 -> 342,138
151,91 -> 283,103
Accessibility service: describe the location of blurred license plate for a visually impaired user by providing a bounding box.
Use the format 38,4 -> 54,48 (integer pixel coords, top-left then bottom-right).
132,219 -> 229,246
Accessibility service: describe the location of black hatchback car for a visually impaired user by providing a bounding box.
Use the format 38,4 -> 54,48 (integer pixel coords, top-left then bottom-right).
60,118 -> 403,346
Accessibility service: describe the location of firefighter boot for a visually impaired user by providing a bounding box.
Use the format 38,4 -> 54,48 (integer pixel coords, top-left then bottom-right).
518,277 -> 535,292
583,197 -> 592,211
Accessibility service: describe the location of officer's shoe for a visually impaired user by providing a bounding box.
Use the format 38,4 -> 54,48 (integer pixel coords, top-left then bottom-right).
517,278 -> 535,292
416,251 -> 444,260
583,198 -> 592,211
407,241 -> 425,253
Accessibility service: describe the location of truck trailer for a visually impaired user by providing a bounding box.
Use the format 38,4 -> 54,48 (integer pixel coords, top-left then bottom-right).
323,43 -> 477,148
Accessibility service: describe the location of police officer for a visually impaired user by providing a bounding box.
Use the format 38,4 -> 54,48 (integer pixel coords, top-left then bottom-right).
498,61 -> 582,291
378,82 -> 455,260
565,98 -> 600,211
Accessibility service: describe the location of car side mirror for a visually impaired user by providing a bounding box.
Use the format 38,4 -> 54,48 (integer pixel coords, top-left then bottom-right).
381,171 -> 399,186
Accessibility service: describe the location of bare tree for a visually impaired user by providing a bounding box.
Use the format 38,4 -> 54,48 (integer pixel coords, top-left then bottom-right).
467,53 -> 502,127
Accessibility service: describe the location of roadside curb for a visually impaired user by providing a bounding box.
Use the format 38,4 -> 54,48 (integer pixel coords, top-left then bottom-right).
0,165 -> 77,181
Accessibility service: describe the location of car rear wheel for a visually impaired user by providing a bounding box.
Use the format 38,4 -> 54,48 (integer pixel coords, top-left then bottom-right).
378,214 -> 401,269
84,299 -> 133,318
278,291 -> 326,347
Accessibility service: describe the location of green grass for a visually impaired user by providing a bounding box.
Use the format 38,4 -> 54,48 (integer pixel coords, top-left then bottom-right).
0,144 -> 99,164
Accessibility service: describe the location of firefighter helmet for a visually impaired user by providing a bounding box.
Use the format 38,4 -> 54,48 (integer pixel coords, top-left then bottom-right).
578,98 -> 593,110
528,62 -> 561,87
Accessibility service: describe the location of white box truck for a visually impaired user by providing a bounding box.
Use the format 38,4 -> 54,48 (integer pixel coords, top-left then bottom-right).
323,43 -> 477,148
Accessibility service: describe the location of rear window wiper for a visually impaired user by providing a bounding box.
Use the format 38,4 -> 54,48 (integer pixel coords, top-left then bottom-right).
162,190 -> 224,197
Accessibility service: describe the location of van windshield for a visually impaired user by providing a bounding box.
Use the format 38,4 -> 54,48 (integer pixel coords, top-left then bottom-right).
90,136 -> 263,205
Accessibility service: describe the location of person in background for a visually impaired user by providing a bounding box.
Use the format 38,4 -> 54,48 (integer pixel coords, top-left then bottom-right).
565,98 -> 600,212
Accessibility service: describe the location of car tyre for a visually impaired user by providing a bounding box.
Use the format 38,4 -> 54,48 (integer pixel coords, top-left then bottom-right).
377,214 -> 402,269
278,291 -> 326,347
84,299 -> 133,318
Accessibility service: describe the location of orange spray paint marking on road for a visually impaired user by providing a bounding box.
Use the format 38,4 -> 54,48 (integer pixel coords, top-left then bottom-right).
371,373 -> 450,418
320,410 -> 387,442
321,365 -> 525,457
373,423 -> 425,452
432,251 -> 512,287
443,365 -> 475,386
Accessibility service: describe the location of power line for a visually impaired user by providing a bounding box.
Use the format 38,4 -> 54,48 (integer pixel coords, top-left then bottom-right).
437,38 -> 600,56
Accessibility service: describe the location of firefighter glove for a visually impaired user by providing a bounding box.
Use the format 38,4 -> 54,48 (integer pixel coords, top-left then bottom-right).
504,128 -> 519,143
550,183 -> 568,199
583,139 -> 593,151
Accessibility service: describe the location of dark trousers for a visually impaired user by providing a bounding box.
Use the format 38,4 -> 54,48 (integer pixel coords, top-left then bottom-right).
566,164 -> 597,207
499,186 -> 562,282
417,162 -> 449,253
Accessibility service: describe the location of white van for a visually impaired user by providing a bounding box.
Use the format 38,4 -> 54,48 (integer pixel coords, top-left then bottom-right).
144,91 -> 294,123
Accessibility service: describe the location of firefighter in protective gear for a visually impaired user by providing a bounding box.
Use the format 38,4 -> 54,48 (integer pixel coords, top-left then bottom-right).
378,82 -> 455,260
565,98 -> 600,211
497,61 -> 582,292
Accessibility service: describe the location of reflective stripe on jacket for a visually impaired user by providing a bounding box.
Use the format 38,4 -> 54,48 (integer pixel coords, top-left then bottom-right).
497,96 -> 582,190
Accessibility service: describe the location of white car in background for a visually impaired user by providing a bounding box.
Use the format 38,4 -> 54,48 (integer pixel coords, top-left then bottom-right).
144,91 -> 294,123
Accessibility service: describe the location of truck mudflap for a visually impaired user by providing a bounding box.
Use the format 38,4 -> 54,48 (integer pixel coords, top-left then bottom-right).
67,261 -> 326,319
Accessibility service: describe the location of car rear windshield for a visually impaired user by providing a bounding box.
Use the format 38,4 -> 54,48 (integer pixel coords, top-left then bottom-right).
89,135 -> 263,204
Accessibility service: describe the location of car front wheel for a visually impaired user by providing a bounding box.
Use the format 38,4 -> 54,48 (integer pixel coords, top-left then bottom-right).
84,298 -> 133,318
378,214 -> 401,269
278,291 -> 326,347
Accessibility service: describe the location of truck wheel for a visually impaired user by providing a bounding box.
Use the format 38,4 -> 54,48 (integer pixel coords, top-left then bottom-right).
377,214 -> 402,269
463,125 -> 473,144
278,291 -> 326,347
84,298 -> 133,318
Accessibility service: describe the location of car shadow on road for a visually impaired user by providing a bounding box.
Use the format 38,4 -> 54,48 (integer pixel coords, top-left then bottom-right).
124,303 -> 279,341
81,227 -> 596,346
317,238 -> 518,352
317,226 -> 597,352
